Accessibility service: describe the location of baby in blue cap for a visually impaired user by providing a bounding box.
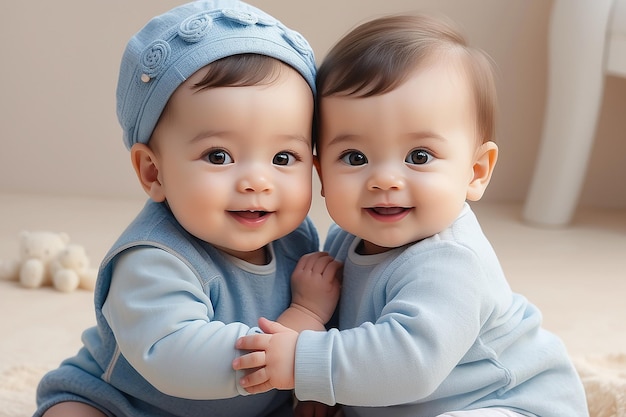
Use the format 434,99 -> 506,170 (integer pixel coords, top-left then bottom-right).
34,1 -> 341,416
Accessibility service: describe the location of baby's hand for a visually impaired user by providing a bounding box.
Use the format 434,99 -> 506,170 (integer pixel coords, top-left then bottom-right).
233,317 -> 298,393
290,252 -> 342,325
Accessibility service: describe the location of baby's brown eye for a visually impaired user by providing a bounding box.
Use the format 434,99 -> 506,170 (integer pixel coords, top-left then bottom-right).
406,149 -> 432,165
273,152 -> 296,166
206,150 -> 233,165
340,151 -> 367,166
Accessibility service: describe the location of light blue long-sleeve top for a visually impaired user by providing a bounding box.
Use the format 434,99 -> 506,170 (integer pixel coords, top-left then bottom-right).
294,203 -> 588,417
36,200 -> 319,417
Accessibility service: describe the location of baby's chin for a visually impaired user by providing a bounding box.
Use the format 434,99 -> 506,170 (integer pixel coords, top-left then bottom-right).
358,235 -> 421,256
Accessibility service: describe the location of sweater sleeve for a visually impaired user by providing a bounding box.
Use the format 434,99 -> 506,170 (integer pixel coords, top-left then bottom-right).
102,247 -> 255,400
294,242 -> 491,406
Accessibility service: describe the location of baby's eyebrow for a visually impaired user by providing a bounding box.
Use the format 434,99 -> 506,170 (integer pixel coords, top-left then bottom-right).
190,130 -> 227,143
326,133 -> 359,147
189,131 -> 311,149
325,131 -> 446,147
407,131 -> 447,142
282,134 -> 312,149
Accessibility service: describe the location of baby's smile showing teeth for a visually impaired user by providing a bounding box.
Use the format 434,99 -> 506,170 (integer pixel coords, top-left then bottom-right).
227,210 -> 273,227
232,210 -> 268,219
371,207 -> 407,215
365,206 -> 411,223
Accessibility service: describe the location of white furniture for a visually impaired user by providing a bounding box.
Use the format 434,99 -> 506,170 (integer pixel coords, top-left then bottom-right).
523,0 -> 626,226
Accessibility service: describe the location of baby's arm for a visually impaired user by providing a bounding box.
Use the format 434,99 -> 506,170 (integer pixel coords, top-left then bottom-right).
276,252 -> 342,332
104,248 -> 271,399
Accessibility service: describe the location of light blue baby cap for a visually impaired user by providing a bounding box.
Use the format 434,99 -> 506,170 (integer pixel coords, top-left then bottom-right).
116,0 -> 317,149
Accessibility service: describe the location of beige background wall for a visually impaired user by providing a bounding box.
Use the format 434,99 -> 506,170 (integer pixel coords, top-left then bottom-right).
1,0 -> 625,208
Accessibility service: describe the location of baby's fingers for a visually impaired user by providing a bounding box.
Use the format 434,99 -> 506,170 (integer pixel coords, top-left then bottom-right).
238,367 -> 270,391
311,254 -> 336,275
232,351 -> 266,371
296,252 -> 329,273
322,260 -> 343,283
236,333 -> 270,351
242,379 -> 275,395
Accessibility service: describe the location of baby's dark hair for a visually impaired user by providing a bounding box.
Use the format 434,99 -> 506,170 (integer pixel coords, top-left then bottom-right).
194,54 -> 284,90
316,14 -> 497,144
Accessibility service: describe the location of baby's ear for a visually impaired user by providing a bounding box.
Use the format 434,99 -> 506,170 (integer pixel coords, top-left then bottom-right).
130,143 -> 166,202
313,155 -> 325,197
466,141 -> 498,201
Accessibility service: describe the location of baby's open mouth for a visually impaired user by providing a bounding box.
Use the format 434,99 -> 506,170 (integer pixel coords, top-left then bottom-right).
230,210 -> 269,219
368,207 -> 409,215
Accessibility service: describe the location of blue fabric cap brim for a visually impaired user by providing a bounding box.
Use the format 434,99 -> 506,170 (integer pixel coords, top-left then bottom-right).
116,0 -> 316,150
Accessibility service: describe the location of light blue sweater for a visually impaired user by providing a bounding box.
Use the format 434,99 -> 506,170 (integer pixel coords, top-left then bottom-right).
294,204 -> 588,417
36,200 -> 318,417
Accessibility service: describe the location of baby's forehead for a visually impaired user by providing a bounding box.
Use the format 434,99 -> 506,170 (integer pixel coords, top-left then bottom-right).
316,68 -> 481,146
320,53 -> 472,103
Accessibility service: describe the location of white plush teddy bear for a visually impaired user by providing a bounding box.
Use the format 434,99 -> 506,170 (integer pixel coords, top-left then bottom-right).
0,230 -> 70,289
49,243 -> 97,292
0,230 -> 98,292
